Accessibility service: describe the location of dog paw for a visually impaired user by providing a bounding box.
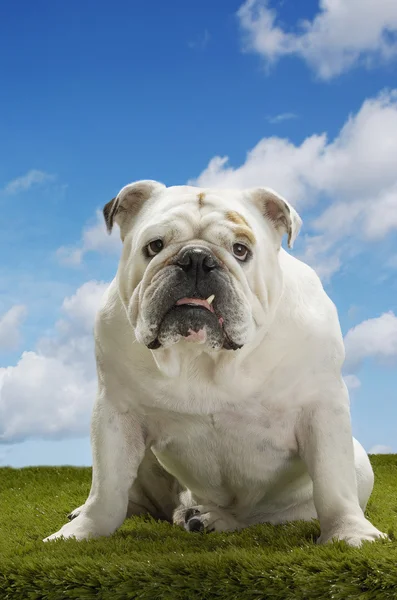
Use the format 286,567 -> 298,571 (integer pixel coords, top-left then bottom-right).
318,517 -> 388,547
43,516 -> 107,542
174,505 -> 240,533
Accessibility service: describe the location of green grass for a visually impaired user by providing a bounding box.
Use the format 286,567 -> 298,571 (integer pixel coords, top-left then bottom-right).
0,455 -> 397,600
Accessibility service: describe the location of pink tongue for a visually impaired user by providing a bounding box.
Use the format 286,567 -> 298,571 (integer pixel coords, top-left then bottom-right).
176,297 -> 214,313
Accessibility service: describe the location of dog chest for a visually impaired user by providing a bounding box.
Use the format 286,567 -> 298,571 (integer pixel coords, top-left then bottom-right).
147,405 -> 300,506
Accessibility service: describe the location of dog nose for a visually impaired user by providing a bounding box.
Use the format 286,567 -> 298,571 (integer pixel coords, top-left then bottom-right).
177,247 -> 218,275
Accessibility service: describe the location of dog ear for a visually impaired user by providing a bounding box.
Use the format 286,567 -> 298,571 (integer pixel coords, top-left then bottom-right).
250,188 -> 302,249
103,180 -> 166,239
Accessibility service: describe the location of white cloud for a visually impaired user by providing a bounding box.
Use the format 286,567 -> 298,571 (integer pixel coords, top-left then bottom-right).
297,234 -> 341,283
56,247 -> 84,267
57,210 -> 121,266
0,281 -> 108,443
0,305 -> 27,351
194,90 -> 397,203
237,0 -> 397,79
344,312 -> 397,371
368,444 -> 393,454
192,90 -> 397,280
362,184 -> 397,240
192,134 -> 326,205
344,374 -> 361,391
60,280 -> 107,333
2,170 -> 55,195
267,112 -> 298,124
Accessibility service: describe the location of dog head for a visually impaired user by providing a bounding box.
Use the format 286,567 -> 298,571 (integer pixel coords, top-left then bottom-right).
104,181 -> 302,355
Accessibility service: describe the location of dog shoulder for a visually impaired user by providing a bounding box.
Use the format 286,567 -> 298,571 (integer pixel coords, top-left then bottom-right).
94,278 -> 133,354
278,251 -> 345,363
280,250 -> 338,319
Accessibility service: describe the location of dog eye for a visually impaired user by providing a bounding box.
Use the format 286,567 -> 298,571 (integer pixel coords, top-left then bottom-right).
233,243 -> 249,261
147,239 -> 164,256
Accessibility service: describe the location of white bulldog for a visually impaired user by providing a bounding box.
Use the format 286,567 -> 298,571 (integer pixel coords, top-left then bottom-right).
44,181 -> 386,546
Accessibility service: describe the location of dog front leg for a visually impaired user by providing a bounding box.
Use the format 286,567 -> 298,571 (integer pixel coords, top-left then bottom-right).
297,389 -> 386,547
44,391 -> 145,541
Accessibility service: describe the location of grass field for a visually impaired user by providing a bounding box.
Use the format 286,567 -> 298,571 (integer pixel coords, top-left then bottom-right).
1,455 -> 397,599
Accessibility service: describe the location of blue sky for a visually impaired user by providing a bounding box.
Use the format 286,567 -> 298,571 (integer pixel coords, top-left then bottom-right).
1,0 -> 397,466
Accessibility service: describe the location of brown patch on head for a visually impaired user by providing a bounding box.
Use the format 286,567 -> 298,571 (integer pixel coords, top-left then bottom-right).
225,210 -> 250,228
232,226 -> 256,245
197,192 -> 205,208
225,211 -> 255,244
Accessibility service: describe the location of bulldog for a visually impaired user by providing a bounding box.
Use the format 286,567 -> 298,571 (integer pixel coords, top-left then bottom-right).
44,180 -> 386,546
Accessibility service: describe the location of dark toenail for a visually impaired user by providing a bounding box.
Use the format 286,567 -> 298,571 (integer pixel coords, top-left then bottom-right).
67,512 -> 76,521
187,517 -> 204,533
184,508 -> 200,523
